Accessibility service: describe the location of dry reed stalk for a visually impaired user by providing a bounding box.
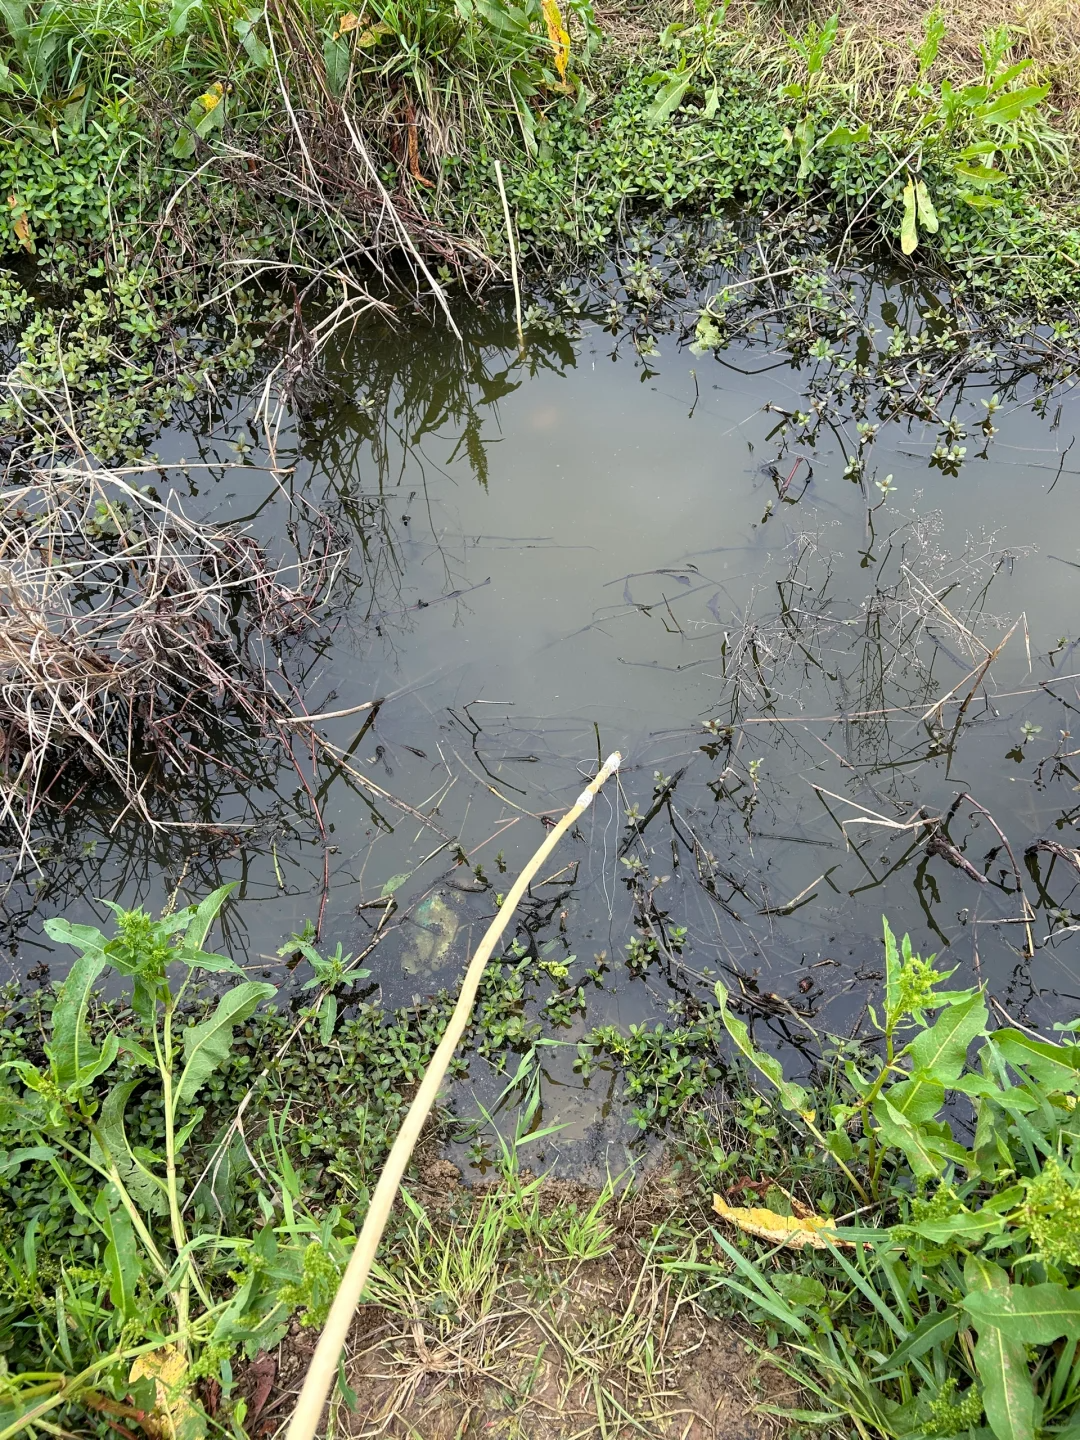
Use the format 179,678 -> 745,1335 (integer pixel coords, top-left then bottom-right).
0,463 -> 348,871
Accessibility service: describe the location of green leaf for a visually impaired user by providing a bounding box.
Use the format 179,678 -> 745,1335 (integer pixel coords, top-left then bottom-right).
173,83 -> 226,159
0,0 -> 29,46
476,0 -> 530,35
965,1256 -> 1035,1440
960,191 -> 1004,209
76,1033 -> 120,1087
914,179 -> 939,234
322,34 -> 349,96
883,916 -> 900,1020
714,980 -> 815,1120
173,126 -> 196,159
975,1325 -> 1035,1440
508,66 -> 538,153
906,1210 -> 1003,1243
175,982 -> 275,1111
963,1283 -> 1080,1344
174,1105 -> 206,1154
773,1273 -> 826,1308
93,1079 -> 168,1215
871,1096 -> 943,1179
646,74 -> 691,124
319,993 -> 337,1046
876,1308 -> 958,1370
0,1144 -> 55,1174
955,1073 -> 1007,1099
887,1072 -> 946,1124
380,873 -> 410,898
959,81 -> 990,108
978,84 -> 1050,126
182,950 -> 243,975
166,0 -> 202,34
905,991 -> 987,1082
42,917 -> 108,957
819,121 -> 869,148
965,1253 -> 1010,1293
184,882 -> 236,954
47,952 -> 108,1088
795,114 -> 815,178
900,179 -> 918,256
990,1031 -> 1080,1092
989,58 -> 1033,93
954,162 -> 1006,187
94,1183 -> 141,1318
235,8 -> 270,67
709,1229 -> 812,1337
825,1127 -> 854,1162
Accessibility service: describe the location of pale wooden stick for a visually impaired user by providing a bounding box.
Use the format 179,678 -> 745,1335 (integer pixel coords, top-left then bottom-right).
283,752 -> 622,1440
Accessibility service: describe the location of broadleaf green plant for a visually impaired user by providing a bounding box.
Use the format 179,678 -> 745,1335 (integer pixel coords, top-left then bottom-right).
0,885 -> 291,1437
696,916 -> 1080,1440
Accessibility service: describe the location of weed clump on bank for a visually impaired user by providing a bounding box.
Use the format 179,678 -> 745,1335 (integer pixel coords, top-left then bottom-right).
2,0 -> 1080,464
0,465 -> 344,871
3,891 -> 1080,1440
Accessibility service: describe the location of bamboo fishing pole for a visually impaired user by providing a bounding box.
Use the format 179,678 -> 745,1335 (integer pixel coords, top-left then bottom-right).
284,751 -> 622,1440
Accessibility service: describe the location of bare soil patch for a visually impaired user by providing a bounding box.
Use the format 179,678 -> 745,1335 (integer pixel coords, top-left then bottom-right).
254,1167 -> 795,1439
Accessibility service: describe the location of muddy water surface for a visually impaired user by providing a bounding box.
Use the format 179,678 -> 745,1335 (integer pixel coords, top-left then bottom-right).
12,278 -> 1080,1160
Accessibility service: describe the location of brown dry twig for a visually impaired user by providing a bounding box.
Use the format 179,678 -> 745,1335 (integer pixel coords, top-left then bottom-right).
0,464 -> 349,870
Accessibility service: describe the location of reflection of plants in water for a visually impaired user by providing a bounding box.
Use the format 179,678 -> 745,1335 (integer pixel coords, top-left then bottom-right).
306,300 -> 574,487
273,296 -> 579,634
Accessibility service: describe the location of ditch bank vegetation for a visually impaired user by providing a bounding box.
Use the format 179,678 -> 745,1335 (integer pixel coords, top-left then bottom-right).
3,898 -> 1080,1440
1,0 -> 1080,461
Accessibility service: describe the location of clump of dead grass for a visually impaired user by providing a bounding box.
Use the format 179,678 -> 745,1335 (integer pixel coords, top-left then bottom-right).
836,0 -> 1080,123
603,0 -> 1080,138
0,464 -> 345,870
729,0 -> 1080,131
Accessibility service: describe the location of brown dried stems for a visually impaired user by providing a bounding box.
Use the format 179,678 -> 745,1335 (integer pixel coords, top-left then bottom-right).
0,464 -> 345,871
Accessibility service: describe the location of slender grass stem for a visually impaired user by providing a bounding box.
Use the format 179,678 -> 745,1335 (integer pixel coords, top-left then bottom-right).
493,158 -> 524,355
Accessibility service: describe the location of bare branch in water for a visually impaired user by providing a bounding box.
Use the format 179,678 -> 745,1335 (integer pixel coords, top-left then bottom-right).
0,462 -> 362,872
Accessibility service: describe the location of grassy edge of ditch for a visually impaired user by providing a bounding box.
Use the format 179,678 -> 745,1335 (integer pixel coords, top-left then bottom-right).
2,0 -> 1080,463
4,892 -> 1080,1440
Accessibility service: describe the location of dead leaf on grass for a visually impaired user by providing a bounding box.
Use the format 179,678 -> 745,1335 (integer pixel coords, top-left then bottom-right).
8,197 -> 32,252
712,1194 -> 851,1249
129,1344 -> 206,1440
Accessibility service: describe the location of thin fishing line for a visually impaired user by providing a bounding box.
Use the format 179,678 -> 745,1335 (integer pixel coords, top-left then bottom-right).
599,774 -> 617,922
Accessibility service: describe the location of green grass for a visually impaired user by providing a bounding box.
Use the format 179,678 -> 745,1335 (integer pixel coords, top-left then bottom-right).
5,886 -> 1080,1440
2,0 -> 1080,462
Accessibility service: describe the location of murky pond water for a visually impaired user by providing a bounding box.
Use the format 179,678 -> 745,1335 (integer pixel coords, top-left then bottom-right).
9,269 -> 1080,1158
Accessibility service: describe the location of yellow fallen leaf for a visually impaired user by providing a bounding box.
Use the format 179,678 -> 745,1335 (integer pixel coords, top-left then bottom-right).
355,20 -> 393,45
713,1194 -> 849,1249
335,9 -> 360,33
541,0 -> 569,81
8,197 -> 32,253
129,1345 -> 205,1440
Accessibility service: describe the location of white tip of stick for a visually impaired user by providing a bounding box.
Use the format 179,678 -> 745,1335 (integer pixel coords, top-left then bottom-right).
574,752 -> 623,810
